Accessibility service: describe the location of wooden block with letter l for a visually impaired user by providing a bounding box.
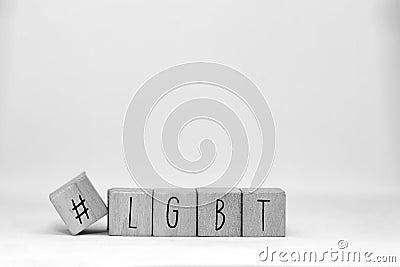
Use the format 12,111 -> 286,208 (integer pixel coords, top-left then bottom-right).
108,188 -> 153,236
153,188 -> 197,236
197,188 -> 241,237
241,188 -> 286,237
49,172 -> 108,235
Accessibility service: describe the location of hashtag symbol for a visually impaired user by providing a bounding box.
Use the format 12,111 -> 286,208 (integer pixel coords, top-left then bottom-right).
71,195 -> 89,224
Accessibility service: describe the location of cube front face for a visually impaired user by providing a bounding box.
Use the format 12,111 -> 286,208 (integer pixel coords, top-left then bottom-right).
49,173 -> 107,235
108,188 -> 153,236
153,189 -> 197,236
242,188 -> 286,237
197,188 -> 241,237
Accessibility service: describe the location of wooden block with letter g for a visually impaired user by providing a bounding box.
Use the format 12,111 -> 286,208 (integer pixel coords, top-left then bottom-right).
108,188 -> 153,236
197,188 -> 241,236
241,188 -> 286,237
49,172 -> 108,235
153,189 -> 196,236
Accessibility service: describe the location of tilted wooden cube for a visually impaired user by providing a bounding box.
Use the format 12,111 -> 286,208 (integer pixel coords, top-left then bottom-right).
108,188 -> 153,236
241,188 -> 286,237
197,188 -> 241,237
49,172 -> 107,235
153,189 -> 197,236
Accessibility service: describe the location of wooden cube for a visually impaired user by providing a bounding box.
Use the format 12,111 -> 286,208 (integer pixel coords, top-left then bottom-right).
49,172 -> 107,235
108,188 -> 153,236
197,188 -> 241,236
241,188 -> 286,237
153,189 -> 197,236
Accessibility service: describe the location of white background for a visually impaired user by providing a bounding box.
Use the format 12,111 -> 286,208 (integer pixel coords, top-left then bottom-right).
0,0 -> 399,266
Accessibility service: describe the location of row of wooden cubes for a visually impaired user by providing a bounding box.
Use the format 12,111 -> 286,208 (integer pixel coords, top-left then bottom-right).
108,188 -> 286,237
49,173 -> 285,237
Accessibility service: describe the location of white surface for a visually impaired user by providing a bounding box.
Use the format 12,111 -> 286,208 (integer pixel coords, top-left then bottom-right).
1,190 -> 399,266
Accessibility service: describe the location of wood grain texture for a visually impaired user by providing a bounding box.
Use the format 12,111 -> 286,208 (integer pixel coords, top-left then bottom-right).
108,188 -> 153,236
241,188 -> 286,237
197,188 -> 241,237
49,172 -> 107,235
153,189 -> 196,236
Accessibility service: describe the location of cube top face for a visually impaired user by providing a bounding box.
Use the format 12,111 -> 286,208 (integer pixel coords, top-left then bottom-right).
241,188 -> 286,237
240,188 -> 285,195
152,188 -> 195,194
196,188 -> 241,194
197,189 -> 241,237
49,173 -> 107,235
108,187 -> 153,196
153,189 -> 196,236
108,188 -> 153,236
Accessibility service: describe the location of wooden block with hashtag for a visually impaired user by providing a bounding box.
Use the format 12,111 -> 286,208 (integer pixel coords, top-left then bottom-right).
241,188 -> 286,237
153,188 -> 197,236
49,172 -> 108,235
197,188 -> 241,236
108,188 -> 153,236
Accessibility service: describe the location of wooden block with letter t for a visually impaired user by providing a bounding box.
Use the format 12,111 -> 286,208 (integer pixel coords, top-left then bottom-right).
197,188 -> 241,236
49,172 -> 108,235
153,189 -> 197,236
241,188 -> 286,237
108,188 -> 153,236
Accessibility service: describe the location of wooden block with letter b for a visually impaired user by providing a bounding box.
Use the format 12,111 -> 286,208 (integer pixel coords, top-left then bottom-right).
108,188 -> 153,236
241,188 -> 286,237
153,189 -> 197,236
197,188 -> 241,237
49,172 -> 108,235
